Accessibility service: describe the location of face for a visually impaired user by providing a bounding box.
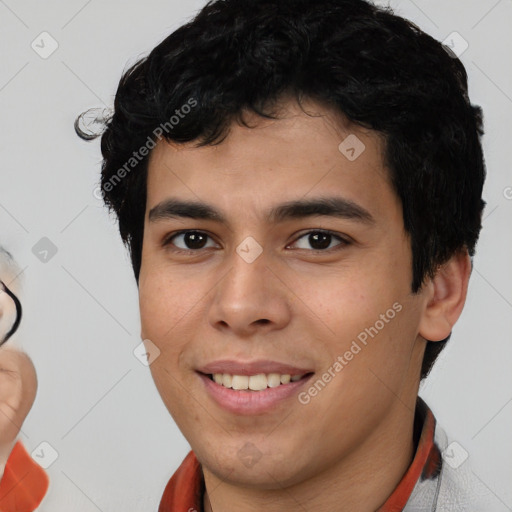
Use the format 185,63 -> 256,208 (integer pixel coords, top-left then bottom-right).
138,99 -> 428,489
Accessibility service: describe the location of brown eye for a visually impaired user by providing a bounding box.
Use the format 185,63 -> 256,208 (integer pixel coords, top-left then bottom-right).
163,231 -> 217,252
289,230 -> 349,252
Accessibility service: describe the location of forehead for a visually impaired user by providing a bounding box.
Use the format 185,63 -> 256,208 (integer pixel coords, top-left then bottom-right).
145,100 -> 395,223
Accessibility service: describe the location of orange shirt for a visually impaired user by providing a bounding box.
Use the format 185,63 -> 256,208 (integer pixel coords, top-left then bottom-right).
0,441 -> 49,512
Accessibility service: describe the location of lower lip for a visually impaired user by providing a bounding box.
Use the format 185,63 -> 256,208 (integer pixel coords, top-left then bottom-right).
198,372 -> 314,415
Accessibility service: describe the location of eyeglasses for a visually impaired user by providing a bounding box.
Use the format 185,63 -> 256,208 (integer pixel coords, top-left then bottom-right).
0,279 -> 22,346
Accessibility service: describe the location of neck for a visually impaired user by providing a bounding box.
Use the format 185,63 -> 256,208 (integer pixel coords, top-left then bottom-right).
202,398 -> 418,512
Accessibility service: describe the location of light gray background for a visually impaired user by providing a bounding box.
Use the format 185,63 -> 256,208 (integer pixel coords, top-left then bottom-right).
0,0 -> 511,510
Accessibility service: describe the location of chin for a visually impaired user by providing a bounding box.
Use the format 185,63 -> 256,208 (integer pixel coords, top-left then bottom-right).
198,438 -> 311,489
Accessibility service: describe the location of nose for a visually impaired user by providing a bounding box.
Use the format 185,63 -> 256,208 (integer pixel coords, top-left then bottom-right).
207,248 -> 292,338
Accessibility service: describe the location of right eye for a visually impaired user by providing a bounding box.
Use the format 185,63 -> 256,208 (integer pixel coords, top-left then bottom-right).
162,230 -> 219,253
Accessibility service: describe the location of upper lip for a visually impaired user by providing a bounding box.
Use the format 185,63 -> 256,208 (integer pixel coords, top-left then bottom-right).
197,359 -> 314,376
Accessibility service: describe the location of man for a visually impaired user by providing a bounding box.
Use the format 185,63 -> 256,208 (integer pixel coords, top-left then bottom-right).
90,0 -> 492,509
0,0 -> 494,509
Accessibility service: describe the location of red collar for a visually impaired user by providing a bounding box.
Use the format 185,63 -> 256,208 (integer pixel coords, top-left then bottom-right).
159,398 -> 440,512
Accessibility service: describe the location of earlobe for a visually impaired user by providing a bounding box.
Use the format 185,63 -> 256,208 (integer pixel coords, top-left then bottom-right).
418,250 -> 472,342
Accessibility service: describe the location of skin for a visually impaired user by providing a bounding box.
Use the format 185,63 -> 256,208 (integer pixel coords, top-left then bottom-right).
138,98 -> 471,511
0,264 -> 38,479
0,348 -> 38,478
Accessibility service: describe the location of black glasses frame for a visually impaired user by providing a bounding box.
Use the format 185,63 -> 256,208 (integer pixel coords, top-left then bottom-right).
0,279 -> 23,346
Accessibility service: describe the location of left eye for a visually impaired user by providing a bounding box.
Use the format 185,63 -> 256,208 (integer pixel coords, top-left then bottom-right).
163,230 -> 348,253
290,230 -> 348,251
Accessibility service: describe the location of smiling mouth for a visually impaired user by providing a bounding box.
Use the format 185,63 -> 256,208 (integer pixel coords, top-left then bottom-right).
204,372 -> 314,391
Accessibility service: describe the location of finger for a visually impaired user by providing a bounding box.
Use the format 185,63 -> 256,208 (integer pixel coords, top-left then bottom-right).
0,348 -> 38,443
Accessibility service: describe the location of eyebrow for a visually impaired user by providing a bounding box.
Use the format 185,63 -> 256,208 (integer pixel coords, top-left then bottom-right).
148,196 -> 375,226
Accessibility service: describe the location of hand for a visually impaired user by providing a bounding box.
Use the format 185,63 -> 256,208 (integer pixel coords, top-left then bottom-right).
0,347 -> 38,480
0,274 -> 37,481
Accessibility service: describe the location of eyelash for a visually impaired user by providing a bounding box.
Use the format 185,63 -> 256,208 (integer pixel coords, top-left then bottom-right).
161,229 -> 351,255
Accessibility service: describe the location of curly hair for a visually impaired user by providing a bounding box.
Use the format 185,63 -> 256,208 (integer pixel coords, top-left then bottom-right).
77,0 -> 486,380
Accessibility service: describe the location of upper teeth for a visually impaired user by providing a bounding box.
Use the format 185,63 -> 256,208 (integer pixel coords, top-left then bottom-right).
212,373 -> 304,390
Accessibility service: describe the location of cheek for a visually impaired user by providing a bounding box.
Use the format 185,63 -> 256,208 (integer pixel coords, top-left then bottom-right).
312,265 -> 402,331
308,262 -> 416,374
138,267 -> 184,345
138,264 -> 211,363
139,275 -> 164,340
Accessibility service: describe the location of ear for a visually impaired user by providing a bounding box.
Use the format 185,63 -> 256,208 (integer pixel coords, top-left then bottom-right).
418,250 -> 472,342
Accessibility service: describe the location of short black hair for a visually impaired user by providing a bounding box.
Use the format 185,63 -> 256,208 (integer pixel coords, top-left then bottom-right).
77,0 -> 486,380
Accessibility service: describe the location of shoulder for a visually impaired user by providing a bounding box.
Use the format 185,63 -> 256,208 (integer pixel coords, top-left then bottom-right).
406,420 -> 498,512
